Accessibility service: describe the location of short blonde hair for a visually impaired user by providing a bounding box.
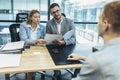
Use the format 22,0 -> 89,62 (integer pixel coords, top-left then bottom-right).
102,1 -> 120,32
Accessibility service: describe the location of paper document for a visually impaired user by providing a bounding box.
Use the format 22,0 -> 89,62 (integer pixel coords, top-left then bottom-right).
0,54 -> 21,68
63,30 -> 74,39
2,41 -> 24,51
45,34 -> 63,45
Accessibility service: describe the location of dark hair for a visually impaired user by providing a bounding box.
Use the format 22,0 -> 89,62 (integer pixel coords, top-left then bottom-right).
102,1 -> 120,32
27,9 -> 40,24
49,3 -> 60,12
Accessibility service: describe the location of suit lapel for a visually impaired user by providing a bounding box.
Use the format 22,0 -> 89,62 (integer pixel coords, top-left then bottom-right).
52,19 -> 59,34
61,18 -> 66,35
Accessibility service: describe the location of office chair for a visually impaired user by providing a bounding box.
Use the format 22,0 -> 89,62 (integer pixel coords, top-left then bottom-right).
9,24 -> 20,42
61,13 -> 66,17
6,23 -> 21,80
16,13 -> 28,23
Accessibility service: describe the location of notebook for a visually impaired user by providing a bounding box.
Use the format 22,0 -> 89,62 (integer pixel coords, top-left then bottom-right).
0,45 -> 5,50
0,41 -> 24,54
2,41 -> 24,51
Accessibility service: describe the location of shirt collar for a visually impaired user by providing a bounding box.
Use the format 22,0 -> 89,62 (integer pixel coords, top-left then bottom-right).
54,16 -> 63,24
103,37 -> 120,49
27,24 -> 31,28
27,24 -> 40,29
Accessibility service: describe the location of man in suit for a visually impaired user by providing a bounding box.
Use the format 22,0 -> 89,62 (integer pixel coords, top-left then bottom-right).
46,3 -> 76,45
46,3 -> 76,80
68,1 -> 120,80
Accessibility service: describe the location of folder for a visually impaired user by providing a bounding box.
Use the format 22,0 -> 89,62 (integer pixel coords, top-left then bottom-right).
0,41 -> 25,54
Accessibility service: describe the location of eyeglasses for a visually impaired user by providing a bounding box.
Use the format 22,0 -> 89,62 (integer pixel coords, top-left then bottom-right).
51,10 -> 60,15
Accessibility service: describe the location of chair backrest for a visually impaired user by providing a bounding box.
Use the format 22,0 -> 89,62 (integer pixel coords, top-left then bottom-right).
61,13 -> 66,17
9,24 -> 20,42
16,13 -> 28,23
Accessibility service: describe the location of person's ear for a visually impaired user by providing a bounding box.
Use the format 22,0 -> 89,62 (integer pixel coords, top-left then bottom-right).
103,20 -> 110,32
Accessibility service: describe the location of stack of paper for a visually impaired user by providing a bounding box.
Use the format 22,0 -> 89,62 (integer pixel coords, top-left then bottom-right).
0,41 -> 24,54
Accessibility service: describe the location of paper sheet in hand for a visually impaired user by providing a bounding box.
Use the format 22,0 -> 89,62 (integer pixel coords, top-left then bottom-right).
0,54 -> 21,68
45,34 -> 63,45
63,30 -> 74,39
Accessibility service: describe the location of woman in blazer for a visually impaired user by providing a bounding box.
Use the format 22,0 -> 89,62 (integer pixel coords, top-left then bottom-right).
19,9 -> 46,45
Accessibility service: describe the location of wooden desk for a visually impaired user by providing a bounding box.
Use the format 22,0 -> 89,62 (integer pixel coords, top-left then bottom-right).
0,45 -> 82,80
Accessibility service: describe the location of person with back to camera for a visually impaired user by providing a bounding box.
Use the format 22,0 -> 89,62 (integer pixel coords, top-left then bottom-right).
46,3 -> 76,46
67,1 -> 120,80
19,9 -> 46,45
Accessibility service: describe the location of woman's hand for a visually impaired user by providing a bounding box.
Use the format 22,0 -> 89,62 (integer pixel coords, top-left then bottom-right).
36,39 -> 46,44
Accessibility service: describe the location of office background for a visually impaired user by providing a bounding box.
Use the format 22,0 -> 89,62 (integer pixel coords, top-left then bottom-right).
0,0 -> 114,45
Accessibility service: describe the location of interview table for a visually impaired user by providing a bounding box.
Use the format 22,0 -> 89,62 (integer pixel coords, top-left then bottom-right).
0,44 -> 93,80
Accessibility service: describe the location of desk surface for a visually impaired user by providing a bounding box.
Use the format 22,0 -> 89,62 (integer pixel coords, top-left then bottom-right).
0,45 -> 84,74
47,44 -> 85,65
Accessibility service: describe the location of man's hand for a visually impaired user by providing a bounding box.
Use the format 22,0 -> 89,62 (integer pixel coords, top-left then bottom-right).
52,40 -> 65,45
67,54 -> 86,61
